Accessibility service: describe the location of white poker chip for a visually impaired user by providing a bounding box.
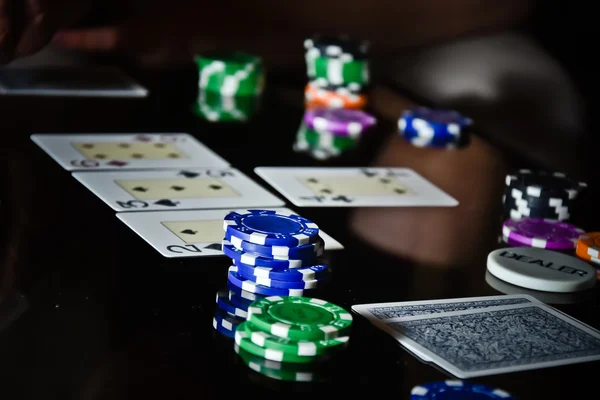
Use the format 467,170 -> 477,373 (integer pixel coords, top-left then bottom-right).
487,247 -> 596,293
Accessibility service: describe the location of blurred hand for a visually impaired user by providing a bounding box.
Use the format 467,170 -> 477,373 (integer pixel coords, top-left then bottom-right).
0,0 -> 97,63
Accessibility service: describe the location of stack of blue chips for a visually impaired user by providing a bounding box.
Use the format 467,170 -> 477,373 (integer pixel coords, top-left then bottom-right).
213,209 -> 331,339
398,107 -> 472,149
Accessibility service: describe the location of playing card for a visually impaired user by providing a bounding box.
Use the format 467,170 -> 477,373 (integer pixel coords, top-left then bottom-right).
352,295 -> 541,363
351,294 -> 540,323
254,167 -> 458,207
116,208 -> 344,258
0,67 -> 148,97
379,303 -> 600,378
72,168 -> 284,211
31,133 -> 230,171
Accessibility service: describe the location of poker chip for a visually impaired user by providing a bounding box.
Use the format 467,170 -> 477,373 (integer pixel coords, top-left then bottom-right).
294,122 -> 360,158
235,344 -> 322,382
192,89 -> 260,123
487,247 -> 596,292
309,78 -> 364,94
242,319 -> 349,356
502,218 -> 584,250
503,188 -> 573,221
213,309 -> 245,338
576,233 -> 600,263
223,240 -> 311,269
226,231 -> 324,260
228,266 -> 307,296
304,35 -> 369,60
195,52 -> 264,96
398,107 -> 472,149
235,324 -> 332,363
304,108 -> 377,137
237,266 -> 323,290
505,169 -> 587,200
235,261 -> 329,282
228,291 -> 254,311
223,210 -> 320,247
247,296 -> 352,341
305,83 -> 367,109
216,290 -> 248,319
227,279 -> 266,303
410,380 -> 515,399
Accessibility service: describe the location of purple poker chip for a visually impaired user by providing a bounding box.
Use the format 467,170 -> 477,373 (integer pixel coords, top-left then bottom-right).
304,108 -> 377,137
502,218 -> 584,250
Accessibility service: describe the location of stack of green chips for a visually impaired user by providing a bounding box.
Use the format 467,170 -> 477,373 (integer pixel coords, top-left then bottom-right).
234,296 -> 352,382
293,122 -> 360,160
304,36 -> 369,87
193,52 -> 264,122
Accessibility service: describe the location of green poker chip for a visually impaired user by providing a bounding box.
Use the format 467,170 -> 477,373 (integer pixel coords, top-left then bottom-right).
192,89 -> 260,122
247,296 -> 352,341
195,52 -> 264,96
242,320 -> 349,356
235,322 -> 330,363
235,344 -> 323,382
312,56 -> 369,86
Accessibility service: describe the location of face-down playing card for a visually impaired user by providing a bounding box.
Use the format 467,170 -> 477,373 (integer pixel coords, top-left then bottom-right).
72,168 -> 285,211
116,208 -> 344,258
31,133 -> 230,171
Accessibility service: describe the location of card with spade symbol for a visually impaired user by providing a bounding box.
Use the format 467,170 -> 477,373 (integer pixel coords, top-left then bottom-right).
116,208 -> 344,258
31,133 -> 229,171
254,167 -> 458,207
72,168 -> 285,211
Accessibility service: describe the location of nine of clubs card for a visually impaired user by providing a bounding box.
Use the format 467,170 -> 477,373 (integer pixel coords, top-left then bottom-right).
31,133 -> 230,171
254,167 -> 458,207
116,208 -> 344,258
72,168 -> 285,211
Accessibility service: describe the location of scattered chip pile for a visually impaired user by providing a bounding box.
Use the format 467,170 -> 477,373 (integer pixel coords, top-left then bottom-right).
294,108 -> 377,160
193,52 -> 264,122
213,210 -> 331,340
304,35 -> 369,110
503,169 -> 587,222
398,107 -> 472,149
235,296 -> 351,381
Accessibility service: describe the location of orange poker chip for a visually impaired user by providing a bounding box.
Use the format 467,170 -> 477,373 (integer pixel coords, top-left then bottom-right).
304,84 -> 367,110
575,232 -> 600,263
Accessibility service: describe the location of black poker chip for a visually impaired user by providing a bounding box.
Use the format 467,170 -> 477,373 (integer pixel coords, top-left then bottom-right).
304,35 -> 369,59
505,169 -> 587,200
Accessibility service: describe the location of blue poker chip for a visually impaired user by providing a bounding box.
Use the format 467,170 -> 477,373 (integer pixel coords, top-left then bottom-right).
398,107 -> 472,148
227,279 -> 266,303
223,210 -> 320,247
228,291 -> 253,311
223,240 -> 310,269
216,290 -> 248,319
234,260 -> 329,282
226,231 -> 324,260
411,380 -> 515,399
213,309 -> 244,339
227,266 -> 306,296
236,266 -> 324,289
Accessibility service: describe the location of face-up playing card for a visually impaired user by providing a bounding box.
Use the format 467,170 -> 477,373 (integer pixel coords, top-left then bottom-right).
352,295 -> 541,363
0,67 -> 148,97
72,168 -> 285,211
31,133 -> 230,171
361,302 -> 600,378
254,167 -> 458,207
116,208 -> 344,258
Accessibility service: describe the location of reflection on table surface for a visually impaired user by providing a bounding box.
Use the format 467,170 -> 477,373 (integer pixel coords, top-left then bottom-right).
0,68 -> 599,400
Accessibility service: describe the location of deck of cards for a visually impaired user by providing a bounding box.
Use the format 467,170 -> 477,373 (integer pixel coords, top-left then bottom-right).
352,295 -> 600,378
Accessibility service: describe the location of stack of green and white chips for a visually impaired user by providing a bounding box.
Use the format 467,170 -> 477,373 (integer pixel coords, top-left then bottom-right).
234,296 -> 352,382
193,52 -> 264,122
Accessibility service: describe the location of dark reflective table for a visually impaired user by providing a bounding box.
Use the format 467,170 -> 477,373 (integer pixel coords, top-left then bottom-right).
1,66 -> 599,400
